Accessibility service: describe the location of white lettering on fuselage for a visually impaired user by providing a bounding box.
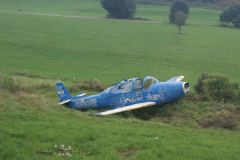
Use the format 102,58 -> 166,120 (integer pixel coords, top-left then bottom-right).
147,90 -> 166,101
124,96 -> 143,103
77,98 -> 97,108
58,90 -> 64,95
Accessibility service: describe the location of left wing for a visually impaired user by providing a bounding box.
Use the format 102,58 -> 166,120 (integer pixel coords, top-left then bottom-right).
96,102 -> 156,116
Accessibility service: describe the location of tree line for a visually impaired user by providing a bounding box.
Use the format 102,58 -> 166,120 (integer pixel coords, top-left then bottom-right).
101,0 -> 189,33
101,0 -> 240,32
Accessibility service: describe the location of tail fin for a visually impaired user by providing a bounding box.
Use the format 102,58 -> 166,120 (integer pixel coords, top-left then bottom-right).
56,82 -> 72,105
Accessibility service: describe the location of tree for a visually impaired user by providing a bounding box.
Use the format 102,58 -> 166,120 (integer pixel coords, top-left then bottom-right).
220,4 -> 240,28
233,14 -> 240,27
169,0 -> 189,24
175,11 -> 187,34
101,0 -> 136,19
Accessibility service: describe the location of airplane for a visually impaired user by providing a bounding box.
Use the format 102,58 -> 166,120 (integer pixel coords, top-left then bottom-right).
56,76 -> 190,116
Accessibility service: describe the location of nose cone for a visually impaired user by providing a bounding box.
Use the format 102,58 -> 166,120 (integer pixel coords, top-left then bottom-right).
182,82 -> 190,94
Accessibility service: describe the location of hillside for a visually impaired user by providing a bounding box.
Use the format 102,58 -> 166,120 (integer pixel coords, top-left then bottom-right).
0,74 -> 240,159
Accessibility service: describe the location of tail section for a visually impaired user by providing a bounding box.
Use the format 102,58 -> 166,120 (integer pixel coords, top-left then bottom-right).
56,82 -> 72,105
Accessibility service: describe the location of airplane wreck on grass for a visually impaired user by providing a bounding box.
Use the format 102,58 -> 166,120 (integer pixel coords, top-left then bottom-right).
56,76 -> 190,116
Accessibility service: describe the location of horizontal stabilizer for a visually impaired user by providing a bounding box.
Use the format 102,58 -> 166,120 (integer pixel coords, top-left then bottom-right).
59,99 -> 71,105
96,102 -> 156,116
166,76 -> 184,82
76,93 -> 87,97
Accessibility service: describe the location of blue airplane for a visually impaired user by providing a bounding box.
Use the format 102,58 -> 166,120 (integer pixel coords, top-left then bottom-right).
56,76 -> 190,116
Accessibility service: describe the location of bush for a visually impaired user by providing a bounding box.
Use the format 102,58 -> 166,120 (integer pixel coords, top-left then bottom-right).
220,4 -> 240,28
199,110 -> 238,129
101,0 -> 136,19
233,14 -> 240,27
195,74 -> 239,102
169,0 -> 189,24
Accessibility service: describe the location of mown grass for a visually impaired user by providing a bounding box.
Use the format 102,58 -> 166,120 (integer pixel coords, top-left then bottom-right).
1,11 -> 239,84
0,0 -> 238,85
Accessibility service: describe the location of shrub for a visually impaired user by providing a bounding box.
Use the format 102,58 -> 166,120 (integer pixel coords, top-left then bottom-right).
195,74 -> 239,102
199,110 -> 238,129
101,0 -> 136,19
169,0 -> 189,24
220,4 -> 240,28
233,14 -> 240,27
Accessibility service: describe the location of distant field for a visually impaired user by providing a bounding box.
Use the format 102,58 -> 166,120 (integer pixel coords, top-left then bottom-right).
0,0 -> 219,24
0,0 -> 238,85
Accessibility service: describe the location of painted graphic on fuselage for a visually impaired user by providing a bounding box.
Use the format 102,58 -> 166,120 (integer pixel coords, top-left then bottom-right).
76,98 -> 97,108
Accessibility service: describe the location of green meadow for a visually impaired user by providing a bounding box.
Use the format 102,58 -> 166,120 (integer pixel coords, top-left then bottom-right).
0,0 -> 240,159
0,0 -> 239,84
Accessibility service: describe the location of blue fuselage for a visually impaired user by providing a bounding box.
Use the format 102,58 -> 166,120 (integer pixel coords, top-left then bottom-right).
68,82 -> 187,110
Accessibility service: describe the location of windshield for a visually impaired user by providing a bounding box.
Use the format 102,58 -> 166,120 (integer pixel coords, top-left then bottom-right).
143,76 -> 159,89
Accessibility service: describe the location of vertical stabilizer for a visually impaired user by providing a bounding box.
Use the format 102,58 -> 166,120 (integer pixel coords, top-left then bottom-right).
56,82 -> 72,105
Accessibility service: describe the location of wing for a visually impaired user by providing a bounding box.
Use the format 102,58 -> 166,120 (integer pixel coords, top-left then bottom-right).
166,75 -> 184,82
95,102 -> 156,116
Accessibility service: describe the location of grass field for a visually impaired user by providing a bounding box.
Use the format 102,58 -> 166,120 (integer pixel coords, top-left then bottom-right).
0,0 -> 240,159
0,0 -> 239,84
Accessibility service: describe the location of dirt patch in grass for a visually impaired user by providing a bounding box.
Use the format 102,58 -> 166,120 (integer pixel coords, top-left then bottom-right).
120,148 -> 141,157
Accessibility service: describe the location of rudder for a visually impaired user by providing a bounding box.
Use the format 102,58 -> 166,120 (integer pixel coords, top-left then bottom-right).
56,82 -> 72,105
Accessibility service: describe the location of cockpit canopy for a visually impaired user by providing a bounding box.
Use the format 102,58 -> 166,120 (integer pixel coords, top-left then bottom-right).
103,76 -> 159,94
143,76 -> 159,89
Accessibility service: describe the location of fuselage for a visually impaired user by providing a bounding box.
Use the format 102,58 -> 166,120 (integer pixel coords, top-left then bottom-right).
68,81 -> 188,110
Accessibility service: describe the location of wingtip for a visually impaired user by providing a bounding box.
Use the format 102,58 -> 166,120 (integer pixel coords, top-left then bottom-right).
95,113 -> 103,116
